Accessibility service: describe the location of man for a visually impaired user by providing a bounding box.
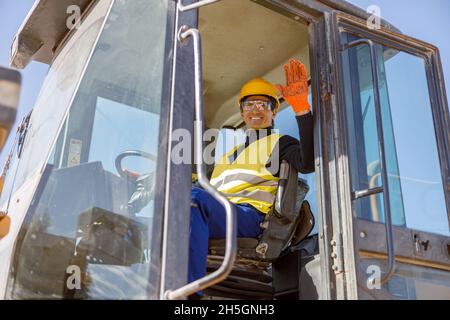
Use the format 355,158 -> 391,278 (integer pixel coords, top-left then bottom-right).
189,59 -> 314,294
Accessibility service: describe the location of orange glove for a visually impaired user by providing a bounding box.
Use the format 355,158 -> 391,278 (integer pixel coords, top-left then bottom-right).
275,59 -> 311,115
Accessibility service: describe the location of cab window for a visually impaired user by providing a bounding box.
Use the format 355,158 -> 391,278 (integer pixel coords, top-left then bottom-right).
341,34 -> 449,236
7,0 -> 169,299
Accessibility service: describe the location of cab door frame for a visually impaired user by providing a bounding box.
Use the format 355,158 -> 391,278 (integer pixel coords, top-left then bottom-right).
161,0 -> 370,300
160,0 -> 339,299
159,0 -> 198,297
259,0 -> 337,300
161,0 -> 449,300
328,10 -> 450,299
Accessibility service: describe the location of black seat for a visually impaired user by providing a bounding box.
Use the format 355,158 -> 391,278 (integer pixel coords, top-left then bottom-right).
205,161 -> 315,299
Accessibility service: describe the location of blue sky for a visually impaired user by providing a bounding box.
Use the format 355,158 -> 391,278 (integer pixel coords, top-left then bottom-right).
348,0 -> 450,90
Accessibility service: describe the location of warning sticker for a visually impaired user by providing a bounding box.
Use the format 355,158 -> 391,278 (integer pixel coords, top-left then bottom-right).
68,138 -> 82,167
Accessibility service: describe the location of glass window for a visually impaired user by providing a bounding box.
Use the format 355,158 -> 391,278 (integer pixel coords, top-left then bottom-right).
6,0 -> 169,299
10,0 -> 111,194
341,39 -> 405,227
383,51 -> 448,236
341,34 -> 449,236
360,258 -> 450,300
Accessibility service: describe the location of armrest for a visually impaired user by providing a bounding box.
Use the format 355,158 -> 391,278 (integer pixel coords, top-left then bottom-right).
274,161 -> 290,214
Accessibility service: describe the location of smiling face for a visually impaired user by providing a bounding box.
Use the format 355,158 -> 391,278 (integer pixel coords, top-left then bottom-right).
241,95 -> 275,129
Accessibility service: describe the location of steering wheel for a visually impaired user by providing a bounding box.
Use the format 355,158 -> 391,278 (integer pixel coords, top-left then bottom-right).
115,150 -> 156,180
115,150 -> 157,215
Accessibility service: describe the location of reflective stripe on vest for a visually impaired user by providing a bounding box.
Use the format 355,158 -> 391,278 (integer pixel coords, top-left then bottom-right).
210,133 -> 282,214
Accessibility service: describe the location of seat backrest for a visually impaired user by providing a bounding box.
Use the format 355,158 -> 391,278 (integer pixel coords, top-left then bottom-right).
252,160 -> 311,260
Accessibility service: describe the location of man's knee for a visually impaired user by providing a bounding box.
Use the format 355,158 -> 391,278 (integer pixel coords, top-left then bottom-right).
191,187 -> 207,218
191,186 -> 209,205
191,186 -> 218,222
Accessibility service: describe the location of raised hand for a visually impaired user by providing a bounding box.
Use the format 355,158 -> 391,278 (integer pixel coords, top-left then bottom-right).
275,59 -> 311,115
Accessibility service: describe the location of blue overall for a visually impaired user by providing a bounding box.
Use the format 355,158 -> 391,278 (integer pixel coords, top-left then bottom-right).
189,186 -> 265,290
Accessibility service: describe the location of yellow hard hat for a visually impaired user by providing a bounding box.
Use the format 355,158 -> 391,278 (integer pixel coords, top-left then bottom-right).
238,78 -> 280,114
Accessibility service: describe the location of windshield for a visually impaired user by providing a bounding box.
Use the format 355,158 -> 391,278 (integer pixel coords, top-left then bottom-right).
6,0 -> 169,299
5,1 -> 110,200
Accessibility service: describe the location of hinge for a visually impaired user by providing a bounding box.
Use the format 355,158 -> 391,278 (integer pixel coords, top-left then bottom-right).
330,237 -> 344,274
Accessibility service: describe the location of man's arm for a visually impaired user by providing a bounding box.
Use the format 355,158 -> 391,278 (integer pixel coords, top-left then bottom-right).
278,112 -> 314,174
271,58 -> 314,174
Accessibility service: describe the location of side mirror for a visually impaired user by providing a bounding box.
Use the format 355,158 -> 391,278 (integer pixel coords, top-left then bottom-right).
0,66 -> 21,152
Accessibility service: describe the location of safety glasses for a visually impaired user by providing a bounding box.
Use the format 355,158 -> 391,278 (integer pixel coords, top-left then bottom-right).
241,100 -> 271,112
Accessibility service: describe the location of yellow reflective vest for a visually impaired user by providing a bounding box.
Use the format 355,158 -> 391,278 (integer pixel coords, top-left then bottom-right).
210,133 -> 282,214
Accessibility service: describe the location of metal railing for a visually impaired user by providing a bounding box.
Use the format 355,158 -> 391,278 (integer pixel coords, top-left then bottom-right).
164,25 -> 237,300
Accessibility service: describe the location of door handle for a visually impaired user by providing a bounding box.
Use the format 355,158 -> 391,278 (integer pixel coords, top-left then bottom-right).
342,39 -> 395,284
164,26 -> 237,300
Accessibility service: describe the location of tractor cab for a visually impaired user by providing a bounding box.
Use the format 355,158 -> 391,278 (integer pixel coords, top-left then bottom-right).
0,0 -> 449,300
